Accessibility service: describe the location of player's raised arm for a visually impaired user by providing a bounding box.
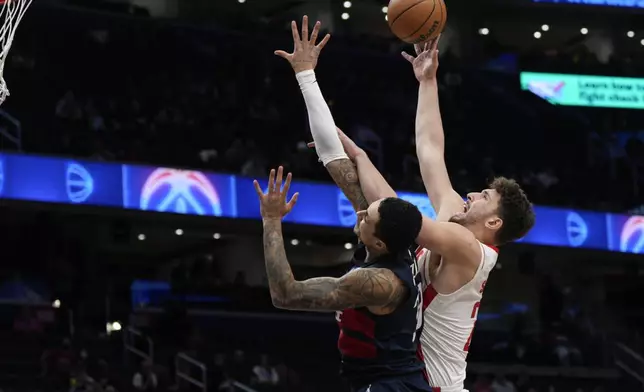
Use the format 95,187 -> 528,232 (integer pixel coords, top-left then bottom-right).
275,16 -> 369,212
255,167 -> 407,312
403,38 -> 464,218
308,127 -> 397,203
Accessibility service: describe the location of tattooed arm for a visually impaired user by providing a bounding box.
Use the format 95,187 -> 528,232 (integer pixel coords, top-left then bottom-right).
263,218 -> 407,312
325,159 -> 369,212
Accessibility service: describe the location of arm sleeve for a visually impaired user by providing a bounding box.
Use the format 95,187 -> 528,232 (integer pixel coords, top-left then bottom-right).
296,70 -> 348,166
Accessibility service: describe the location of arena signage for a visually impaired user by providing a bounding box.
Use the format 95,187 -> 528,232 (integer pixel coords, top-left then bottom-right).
532,0 -> 644,8
520,72 -> 644,109
0,152 -> 642,254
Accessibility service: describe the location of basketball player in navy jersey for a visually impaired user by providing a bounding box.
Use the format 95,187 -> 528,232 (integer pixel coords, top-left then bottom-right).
254,166 -> 429,392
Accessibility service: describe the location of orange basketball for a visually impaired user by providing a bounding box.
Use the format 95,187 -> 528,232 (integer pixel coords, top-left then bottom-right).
387,0 -> 447,44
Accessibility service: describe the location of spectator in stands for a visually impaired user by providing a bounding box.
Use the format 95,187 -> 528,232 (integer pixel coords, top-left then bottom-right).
210,353 -> 228,389
227,350 -> 251,384
472,375 -> 492,392
273,358 -> 300,392
515,373 -> 532,392
132,359 -> 158,392
41,337 -> 76,390
251,354 -> 279,390
70,366 -> 95,392
96,359 -> 114,390
13,306 -> 43,334
491,372 -> 517,392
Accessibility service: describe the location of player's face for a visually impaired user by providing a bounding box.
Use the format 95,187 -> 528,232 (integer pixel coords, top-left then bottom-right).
450,188 -> 503,232
356,199 -> 387,252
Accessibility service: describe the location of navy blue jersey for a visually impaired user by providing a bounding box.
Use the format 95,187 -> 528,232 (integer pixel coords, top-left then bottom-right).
336,244 -> 425,388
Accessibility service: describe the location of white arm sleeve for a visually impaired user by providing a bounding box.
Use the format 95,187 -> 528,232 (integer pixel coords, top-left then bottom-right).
296,70 -> 348,166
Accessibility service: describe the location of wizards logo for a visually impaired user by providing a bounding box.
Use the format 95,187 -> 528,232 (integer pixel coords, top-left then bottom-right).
140,169 -> 222,216
66,162 -> 94,203
620,215 -> 644,254
337,191 -> 357,227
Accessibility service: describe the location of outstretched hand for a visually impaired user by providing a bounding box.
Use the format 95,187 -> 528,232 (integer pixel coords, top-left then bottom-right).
274,15 -> 331,73
401,35 -> 440,82
254,166 -> 299,220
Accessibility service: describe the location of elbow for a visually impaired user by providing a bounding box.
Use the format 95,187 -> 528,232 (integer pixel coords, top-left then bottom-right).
271,295 -> 290,309
269,285 -> 295,309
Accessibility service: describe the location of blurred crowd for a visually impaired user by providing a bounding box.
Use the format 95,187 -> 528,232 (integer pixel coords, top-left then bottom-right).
2,5 -> 642,214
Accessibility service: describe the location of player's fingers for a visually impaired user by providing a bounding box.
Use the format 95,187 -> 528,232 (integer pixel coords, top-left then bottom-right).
274,50 -> 291,59
433,50 -> 440,62
275,166 -> 284,193
317,33 -> 331,50
253,180 -> 264,198
307,142 -> 315,148
282,172 -> 293,200
301,15 -> 309,42
414,43 -> 422,55
401,51 -> 415,63
434,33 -> 442,47
310,20 -> 320,44
268,168 -> 276,193
287,192 -> 299,210
291,20 -> 302,48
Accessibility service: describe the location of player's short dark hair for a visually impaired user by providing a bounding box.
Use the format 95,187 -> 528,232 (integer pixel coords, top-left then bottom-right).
375,197 -> 423,253
490,177 -> 535,245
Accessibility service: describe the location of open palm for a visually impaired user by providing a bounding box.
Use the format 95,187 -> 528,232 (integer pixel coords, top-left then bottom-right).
274,15 -> 331,74
402,36 -> 440,82
254,166 -> 299,220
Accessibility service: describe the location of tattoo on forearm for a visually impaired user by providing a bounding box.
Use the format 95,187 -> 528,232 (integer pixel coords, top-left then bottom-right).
282,269 -> 407,311
263,219 -> 406,312
262,219 -> 297,306
326,159 -> 369,211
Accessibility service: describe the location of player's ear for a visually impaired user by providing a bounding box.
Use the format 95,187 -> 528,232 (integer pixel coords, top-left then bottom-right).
374,239 -> 387,252
485,217 -> 502,231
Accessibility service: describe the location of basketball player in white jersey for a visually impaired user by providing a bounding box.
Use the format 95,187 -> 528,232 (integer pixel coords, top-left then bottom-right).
400,38 -> 535,391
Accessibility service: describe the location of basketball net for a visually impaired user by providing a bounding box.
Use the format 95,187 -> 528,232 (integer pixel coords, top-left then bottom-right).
0,0 -> 32,105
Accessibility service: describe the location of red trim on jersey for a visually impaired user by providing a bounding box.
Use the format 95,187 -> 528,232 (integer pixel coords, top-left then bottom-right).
485,244 -> 499,253
414,245 -> 424,258
338,331 -> 377,358
337,309 -> 375,339
422,284 -> 438,311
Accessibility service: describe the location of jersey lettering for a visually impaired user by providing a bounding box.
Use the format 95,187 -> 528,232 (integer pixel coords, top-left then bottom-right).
410,251 -> 423,343
463,280 -> 487,352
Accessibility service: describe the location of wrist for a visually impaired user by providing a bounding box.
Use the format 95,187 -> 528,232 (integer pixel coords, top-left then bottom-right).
295,69 -> 316,84
353,148 -> 368,160
419,78 -> 438,88
262,217 -> 283,224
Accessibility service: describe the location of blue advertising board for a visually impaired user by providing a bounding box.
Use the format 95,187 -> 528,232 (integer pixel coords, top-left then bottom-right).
532,0 -> 644,8
0,152 -> 642,255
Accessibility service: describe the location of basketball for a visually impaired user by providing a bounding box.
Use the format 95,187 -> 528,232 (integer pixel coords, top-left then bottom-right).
387,0 -> 447,44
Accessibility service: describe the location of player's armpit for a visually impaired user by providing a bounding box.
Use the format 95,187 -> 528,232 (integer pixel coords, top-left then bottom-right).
415,217 -> 482,266
272,268 -> 407,312
325,158 -> 369,212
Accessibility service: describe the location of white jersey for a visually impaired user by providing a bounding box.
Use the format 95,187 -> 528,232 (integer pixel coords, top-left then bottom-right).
416,242 -> 498,392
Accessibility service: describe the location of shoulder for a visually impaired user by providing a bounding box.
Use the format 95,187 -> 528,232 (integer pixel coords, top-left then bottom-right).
341,268 -> 408,307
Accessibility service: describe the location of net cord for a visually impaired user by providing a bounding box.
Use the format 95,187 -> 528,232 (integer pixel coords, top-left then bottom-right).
0,0 -> 33,104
